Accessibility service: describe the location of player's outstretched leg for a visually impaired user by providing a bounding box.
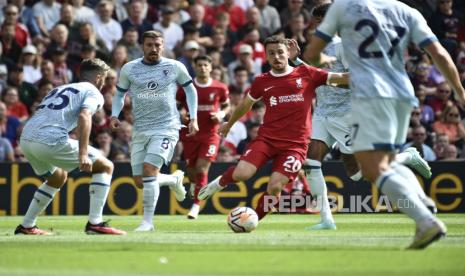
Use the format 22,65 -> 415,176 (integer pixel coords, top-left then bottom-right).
188,172 -> 208,219
304,160 -> 336,230
158,170 -> 186,202
198,175 -> 223,200
86,158 -> 126,235
396,147 -> 432,179
15,169 -> 67,235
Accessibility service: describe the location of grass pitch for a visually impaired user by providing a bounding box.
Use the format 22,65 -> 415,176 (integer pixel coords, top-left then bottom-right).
0,214 -> 464,276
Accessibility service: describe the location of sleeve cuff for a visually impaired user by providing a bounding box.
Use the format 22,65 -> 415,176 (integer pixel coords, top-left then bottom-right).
116,85 -> 129,93
419,37 -> 438,49
315,29 -> 333,43
247,93 -> 260,102
181,80 -> 193,87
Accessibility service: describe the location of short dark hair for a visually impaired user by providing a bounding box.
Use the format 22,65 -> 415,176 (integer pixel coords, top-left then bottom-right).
141,30 -> 163,44
264,35 -> 288,50
79,58 -> 110,80
194,55 -> 212,64
234,65 -> 248,74
312,3 -> 331,18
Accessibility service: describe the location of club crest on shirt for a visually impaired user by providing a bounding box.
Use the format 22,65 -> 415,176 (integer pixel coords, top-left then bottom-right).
147,81 -> 158,90
296,78 -> 303,89
163,69 -> 170,76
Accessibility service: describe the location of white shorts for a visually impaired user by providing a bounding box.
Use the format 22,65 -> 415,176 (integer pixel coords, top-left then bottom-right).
311,114 -> 352,154
20,139 -> 102,177
131,131 -> 178,176
350,98 -> 413,152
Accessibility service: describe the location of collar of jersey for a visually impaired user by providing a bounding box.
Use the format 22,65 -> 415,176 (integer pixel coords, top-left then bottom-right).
141,58 -> 162,66
194,78 -> 212,88
270,66 -> 294,77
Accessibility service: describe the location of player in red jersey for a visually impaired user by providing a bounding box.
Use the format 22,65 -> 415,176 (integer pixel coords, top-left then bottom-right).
177,55 -> 230,219
199,36 -> 349,220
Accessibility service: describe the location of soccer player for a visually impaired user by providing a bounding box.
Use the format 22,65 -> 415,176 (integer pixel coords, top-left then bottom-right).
294,3 -> 437,231
306,0 -> 465,249
111,30 -> 198,232
177,55 -> 230,219
198,35 -> 349,220
15,59 -> 126,235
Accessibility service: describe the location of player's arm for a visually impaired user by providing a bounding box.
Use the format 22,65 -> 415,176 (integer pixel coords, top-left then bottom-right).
77,108 -> 93,172
110,65 -> 130,130
291,57 -> 350,89
219,95 -> 255,137
424,41 -> 465,108
183,82 -> 199,136
211,100 -> 231,123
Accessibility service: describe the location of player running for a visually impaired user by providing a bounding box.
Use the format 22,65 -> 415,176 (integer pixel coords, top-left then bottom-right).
199,35 -> 349,220
15,59 -> 126,235
292,3 -> 436,231
306,0 -> 465,249
177,55 -> 230,219
111,30 -> 198,232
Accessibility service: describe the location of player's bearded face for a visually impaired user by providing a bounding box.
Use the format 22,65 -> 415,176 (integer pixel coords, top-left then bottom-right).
143,37 -> 164,62
266,43 -> 289,72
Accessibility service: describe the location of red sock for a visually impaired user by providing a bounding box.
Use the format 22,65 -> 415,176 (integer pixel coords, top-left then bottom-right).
219,166 -> 235,187
194,172 -> 208,204
254,192 -> 280,220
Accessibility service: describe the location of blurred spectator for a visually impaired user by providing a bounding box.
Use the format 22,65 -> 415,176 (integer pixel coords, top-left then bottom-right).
428,0 -> 461,57
57,3 -> 79,41
280,0 -> 310,28
427,82 -> 454,118
7,65 -> 38,109
19,44 -> 42,84
207,28 -> 235,66
0,128 -> 14,162
433,105 -> 465,147
33,0 -> 61,38
91,109 -> 110,141
181,4 -> 213,47
283,12 -> 306,50
111,121 -> 132,161
211,64 -> 229,84
35,78 -> 54,101
234,0 -> 254,11
0,101 -> 20,146
228,44 -> 261,82
213,0 -> 246,32
68,22 -> 110,66
45,24 -> 68,59
228,65 -> 251,94
110,44 -> 128,74
2,86 -> 29,122
50,47 -> 72,84
37,59 -> 62,87
121,0 -> 152,41
0,64 -> 6,92
101,68 -> 117,95
415,88 -> 435,126
402,125 -> 436,161
93,129 -> 116,159
0,41 -> 14,71
411,61 -> 440,95
255,0 -> 281,34
216,145 -> 236,162
165,0 -> 191,25
236,27 -> 266,65
237,121 -> 259,154
153,6 -> 184,52
7,0 -> 41,39
245,100 -> 265,125
13,145 -> 27,162
434,133 -> 450,160
443,144 -> 459,160
91,0 -> 123,51
71,0 -> 96,23
1,23 -> 22,62
2,4 -> 30,48
118,27 -> 143,61
222,119 -> 247,155
237,6 -> 270,42
177,40 -> 199,78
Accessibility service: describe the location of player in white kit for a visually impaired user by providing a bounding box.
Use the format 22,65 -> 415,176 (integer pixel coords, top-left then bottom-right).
306,0 -> 465,249
15,59 -> 126,235
292,3 -> 436,231
111,30 -> 199,232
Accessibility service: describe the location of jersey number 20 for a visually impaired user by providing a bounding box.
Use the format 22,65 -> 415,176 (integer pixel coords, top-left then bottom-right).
37,87 -> 80,111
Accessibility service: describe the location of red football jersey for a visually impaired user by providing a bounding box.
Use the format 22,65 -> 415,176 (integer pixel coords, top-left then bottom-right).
248,64 -> 328,147
177,78 -> 229,139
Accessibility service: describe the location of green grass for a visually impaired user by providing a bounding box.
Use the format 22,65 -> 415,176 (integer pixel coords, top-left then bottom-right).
0,214 -> 464,276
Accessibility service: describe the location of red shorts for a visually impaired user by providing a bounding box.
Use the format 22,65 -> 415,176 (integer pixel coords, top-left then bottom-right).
182,134 -> 221,166
240,138 -> 306,181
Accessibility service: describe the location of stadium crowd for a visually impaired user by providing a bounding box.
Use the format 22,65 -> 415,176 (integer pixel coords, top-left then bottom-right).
0,0 -> 465,163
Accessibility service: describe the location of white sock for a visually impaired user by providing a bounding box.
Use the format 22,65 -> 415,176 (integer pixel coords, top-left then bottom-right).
395,152 -> 412,164
88,173 -> 112,225
305,159 -> 334,224
350,170 -> 363,181
22,182 -> 59,228
142,176 -> 160,225
391,162 -> 427,199
157,173 -> 176,187
376,169 -> 433,223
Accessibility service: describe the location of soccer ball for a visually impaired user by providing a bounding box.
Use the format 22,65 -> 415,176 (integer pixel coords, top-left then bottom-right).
227,207 -> 258,233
